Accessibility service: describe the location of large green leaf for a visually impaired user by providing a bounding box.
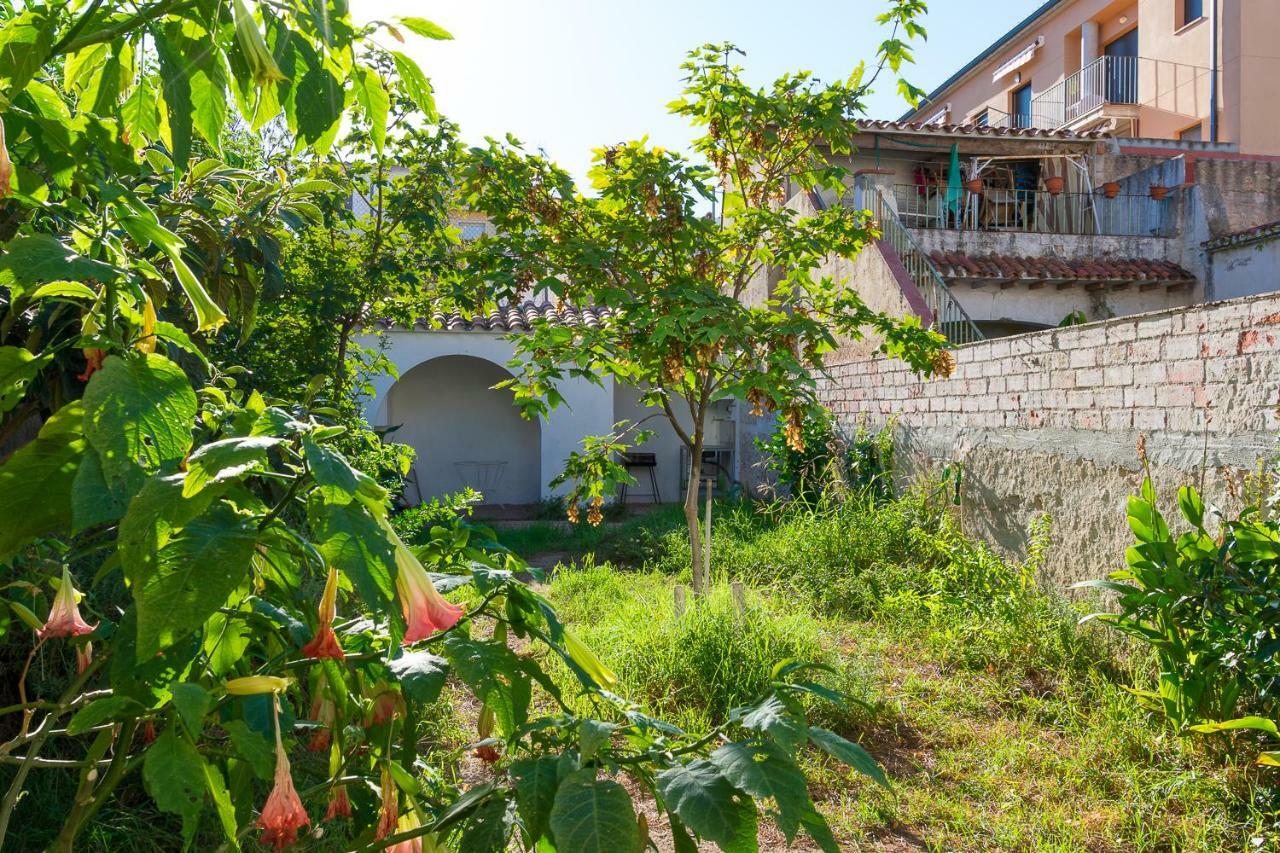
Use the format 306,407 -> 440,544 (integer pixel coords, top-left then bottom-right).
0,234 -> 117,295
710,740 -> 811,842
390,51 -> 435,119
460,795 -> 514,853
143,729 -> 207,846
510,756 -> 560,844
444,635 -> 531,737
740,695 -> 807,751
656,759 -> 757,850
82,354 -> 197,483
295,66 -> 343,144
153,28 -> 194,169
303,437 -> 388,510
134,502 -> 257,657
0,402 -> 85,562
118,215 -> 227,331
308,494 -> 396,612
807,726 -> 890,789
0,10 -> 55,107
388,649 -> 449,703
0,347 -> 50,413
71,447 -> 144,532
183,435 -> 281,497
352,66 -> 389,154
396,17 -> 454,40
548,771 -> 638,853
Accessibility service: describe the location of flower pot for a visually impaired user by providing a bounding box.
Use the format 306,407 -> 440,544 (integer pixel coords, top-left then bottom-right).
1102,181 -> 1121,199
1150,184 -> 1169,201
964,178 -> 984,195
1044,176 -> 1065,196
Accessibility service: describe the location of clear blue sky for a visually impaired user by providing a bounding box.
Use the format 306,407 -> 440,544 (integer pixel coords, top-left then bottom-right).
350,0 -> 1046,184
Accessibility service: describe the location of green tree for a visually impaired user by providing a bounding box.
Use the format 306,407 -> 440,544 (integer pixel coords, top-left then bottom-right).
457,22 -> 948,593
0,3 -> 895,850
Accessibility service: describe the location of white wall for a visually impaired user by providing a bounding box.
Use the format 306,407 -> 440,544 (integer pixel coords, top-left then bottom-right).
364,330 -> 616,503
611,385 -> 691,504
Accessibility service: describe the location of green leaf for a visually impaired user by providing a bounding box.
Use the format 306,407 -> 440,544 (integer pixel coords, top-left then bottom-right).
0,234 -> 117,295
352,66 -> 389,154
171,682 -> 212,736
72,447 -> 145,533
225,719 -> 274,780
153,29 -> 194,170
710,740 -> 812,842
30,280 -> 98,300
511,756 -> 560,844
740,696 -> 807,751
807,726 -> 890,789
548,771 -> 638,853
0,402 -> 85,563
118,216 -> 227,331
1189,716 -> 1279,736
82,354 -> 197,482
143,729 -> 208,846
1260,751 -> 1280,767
204,609 -> 252,677
460,794 -> 514,853
1177,485 -> 1205,529
135,502 -> 258,657
444,635 -> 532,737
397,17 -> 454,40
390,51 -> 435,119
0,346 -> 51,414
303,438 -> 388,510
388,649 -> 449,703
203,761 -> 240,850
66,696 -> 143,736
579,720 -> 615,763
656,759 -> 757,849
308,495 -> 396,613
0,11 -> 56,106
183,436 -> 281,497
295,66 -> 344,144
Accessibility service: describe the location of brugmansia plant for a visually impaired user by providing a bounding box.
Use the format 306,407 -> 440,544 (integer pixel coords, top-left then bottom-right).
456,13 -> 949,593
0,1 -> 891,850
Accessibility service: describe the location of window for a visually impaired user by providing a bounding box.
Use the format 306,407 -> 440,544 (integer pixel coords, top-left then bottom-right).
1011,83 -> 1033,128
1179,123 -> 1203,142
1182,0 -> 1205,26
454,221 -> 489,241
973,109 -> 989,127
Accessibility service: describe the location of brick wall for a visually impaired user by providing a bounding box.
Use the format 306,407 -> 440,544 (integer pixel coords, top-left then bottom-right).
819,291 -> 1280,588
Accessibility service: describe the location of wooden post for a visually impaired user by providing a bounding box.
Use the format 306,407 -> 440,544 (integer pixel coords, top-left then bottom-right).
703,477 -> 713,588
673,584 -> 686,619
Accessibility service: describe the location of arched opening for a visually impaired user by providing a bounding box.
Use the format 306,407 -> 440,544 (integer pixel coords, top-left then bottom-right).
386,355 -> 541,506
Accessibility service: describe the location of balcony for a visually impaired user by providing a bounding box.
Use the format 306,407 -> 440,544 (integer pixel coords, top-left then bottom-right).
889,184 -> 1176,238
1025,55 -> 1211,133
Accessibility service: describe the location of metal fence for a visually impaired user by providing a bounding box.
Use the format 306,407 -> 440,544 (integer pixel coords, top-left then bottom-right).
856,182 -> 984,347
1032,55 -> 1139,128
891,184 -> 1176,238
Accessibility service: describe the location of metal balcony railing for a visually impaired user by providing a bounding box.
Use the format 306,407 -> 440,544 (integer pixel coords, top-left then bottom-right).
892,184 -> 1177,237
1032,55 -> 1138,128
853,180 -> 984,347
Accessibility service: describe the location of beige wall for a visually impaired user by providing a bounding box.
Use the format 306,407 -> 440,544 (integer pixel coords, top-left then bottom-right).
911,0 -> 1280,154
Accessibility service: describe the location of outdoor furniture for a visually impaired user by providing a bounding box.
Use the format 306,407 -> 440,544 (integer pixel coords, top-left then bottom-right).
453,460 -> 508,502
617,452 -> 661,504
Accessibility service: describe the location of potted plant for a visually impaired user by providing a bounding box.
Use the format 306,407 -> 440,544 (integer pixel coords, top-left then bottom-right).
1150,184 -> 1169,201
1102,181 -> 1121,199
1044,175 -> 1065,195
964,177 -> 984,194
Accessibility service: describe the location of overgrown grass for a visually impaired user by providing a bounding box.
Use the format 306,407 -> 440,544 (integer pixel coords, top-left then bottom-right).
535,489 -> 1278,849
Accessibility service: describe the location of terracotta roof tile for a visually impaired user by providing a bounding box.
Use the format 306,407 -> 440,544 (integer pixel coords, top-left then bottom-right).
929,251 -> 1195,284
855,119 -> 1109,142
416,301 -> 615,333
1202,219 -> 1280,252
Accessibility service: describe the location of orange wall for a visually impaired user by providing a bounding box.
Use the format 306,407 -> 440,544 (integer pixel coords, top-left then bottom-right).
912,0 -> 1280,155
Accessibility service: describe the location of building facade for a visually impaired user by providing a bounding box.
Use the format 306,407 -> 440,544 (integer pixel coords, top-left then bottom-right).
901,0 -> 1280,155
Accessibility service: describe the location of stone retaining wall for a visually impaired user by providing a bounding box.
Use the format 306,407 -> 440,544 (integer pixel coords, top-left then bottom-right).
819,292 -> 1280,588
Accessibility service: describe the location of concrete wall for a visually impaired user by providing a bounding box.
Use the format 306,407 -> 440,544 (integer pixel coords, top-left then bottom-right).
388,355 -> 541,505
818,291 -> 1280,589
365,330 -> 618,503
1209,235 -> 1280,301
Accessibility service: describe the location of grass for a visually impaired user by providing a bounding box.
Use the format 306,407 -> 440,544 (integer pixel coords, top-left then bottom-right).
529,490 -> 1278,850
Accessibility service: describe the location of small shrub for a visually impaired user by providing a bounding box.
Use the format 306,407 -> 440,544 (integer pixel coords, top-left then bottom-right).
755,407 -> 895,504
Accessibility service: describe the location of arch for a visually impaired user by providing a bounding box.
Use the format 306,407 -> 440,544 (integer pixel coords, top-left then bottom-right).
385,355 -> 541,506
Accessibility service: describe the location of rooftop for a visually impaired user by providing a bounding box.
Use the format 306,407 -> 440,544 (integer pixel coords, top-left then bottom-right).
930,250 -> 1195,289
1203,220 -> 1280,253
418,301 -> 614,333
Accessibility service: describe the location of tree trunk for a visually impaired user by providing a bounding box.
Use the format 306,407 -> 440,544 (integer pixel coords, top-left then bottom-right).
685,434 -> 706,594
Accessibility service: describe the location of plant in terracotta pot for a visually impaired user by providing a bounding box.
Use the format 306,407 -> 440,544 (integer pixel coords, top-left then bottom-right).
1150,184 -> 1170,201
1044,175 -> 1065,195
964,177 -> 984,194
1103,181 -> 1121,199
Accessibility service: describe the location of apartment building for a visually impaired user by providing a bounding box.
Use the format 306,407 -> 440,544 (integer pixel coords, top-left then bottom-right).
901,0 -> 1280,155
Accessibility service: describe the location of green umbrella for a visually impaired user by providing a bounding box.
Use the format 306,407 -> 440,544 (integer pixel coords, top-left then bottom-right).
945,143 -> 964,220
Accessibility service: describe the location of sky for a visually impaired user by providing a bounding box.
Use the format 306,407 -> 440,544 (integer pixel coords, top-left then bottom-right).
348,0 -> 1047,184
